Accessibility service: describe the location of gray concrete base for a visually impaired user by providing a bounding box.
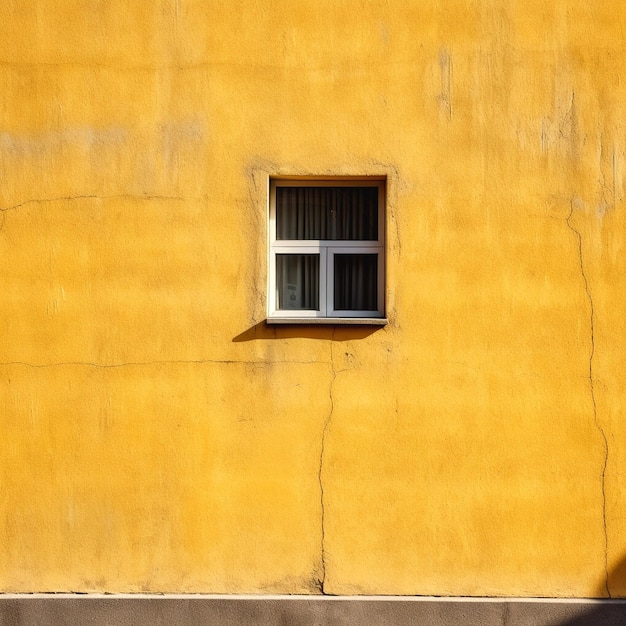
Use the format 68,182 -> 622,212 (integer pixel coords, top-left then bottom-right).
1,595 -> 626,626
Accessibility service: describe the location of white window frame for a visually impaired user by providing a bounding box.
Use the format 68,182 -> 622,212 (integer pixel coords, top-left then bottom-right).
267,177 -> 386,324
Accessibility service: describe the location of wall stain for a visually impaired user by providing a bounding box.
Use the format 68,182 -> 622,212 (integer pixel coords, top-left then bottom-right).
438,48 -> 452,121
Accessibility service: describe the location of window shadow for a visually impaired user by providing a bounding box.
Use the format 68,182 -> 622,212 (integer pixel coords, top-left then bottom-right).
232,320 -> 382,342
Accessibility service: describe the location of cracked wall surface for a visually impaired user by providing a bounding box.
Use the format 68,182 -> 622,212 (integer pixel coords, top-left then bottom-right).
1,0 -> 626,597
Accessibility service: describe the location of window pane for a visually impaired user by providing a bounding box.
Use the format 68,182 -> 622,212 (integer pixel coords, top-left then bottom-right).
276,187 -> 378,240
276,254 -> 320,310
334,254 -> 377,311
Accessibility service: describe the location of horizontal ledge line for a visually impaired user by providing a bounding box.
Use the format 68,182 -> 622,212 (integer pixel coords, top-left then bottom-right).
0,595 -> 624,604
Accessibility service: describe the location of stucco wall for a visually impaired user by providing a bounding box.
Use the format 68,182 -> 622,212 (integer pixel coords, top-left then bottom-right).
1,0 -> 625,596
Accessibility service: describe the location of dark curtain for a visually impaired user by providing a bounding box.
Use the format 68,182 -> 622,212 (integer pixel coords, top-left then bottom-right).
334,254 -> 377,311
276,187 -> 378,240
276,254 -> 320,310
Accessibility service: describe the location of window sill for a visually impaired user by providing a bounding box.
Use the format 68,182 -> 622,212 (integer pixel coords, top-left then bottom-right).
266,317 -> 388,326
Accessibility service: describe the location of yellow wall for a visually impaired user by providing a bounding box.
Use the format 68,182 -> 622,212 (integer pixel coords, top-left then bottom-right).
1,0 -> 625,596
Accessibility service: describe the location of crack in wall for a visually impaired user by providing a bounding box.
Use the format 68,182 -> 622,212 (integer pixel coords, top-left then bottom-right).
0,194 -> 188,233
0,359 -> 327,369
566,201 -> 610,597
315,330 -> 337,595
0,194 -> 186,215
501,601 -> 510,626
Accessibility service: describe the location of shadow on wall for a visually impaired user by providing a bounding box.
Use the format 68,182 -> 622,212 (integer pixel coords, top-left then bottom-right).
232,320 -> 381,342
549,556 -> 626,625
551,603 -> 626,626
609,557 -> 626,598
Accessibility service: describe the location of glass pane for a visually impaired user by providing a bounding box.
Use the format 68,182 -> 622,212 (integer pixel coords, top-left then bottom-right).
334,254 -> 377,311
276,254 -> 320,310
276,187 -> 378,240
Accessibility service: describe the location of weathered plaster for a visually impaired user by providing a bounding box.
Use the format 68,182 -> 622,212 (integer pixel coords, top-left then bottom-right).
1,0 -> 626,598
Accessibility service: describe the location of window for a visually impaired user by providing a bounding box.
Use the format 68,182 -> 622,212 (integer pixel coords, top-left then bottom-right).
267,178 -> 386,323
